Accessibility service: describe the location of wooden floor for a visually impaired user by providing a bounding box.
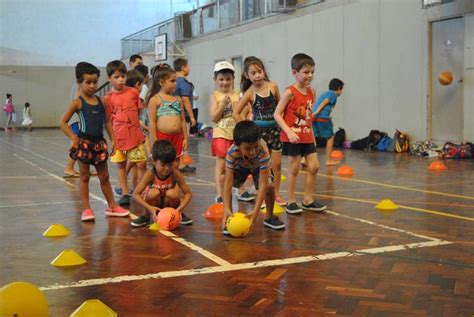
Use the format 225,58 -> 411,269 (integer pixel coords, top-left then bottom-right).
1,129 -> 473,316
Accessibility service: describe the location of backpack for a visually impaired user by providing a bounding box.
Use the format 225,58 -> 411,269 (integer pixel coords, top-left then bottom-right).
334,128 -> 346,148
374,135 -> 393,152
441,142 -> 473,159
367,130 -> 387,151
387,130 -> 409,153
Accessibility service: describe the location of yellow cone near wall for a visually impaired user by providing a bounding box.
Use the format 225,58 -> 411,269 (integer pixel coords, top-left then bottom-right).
375,199 -> 399,211
51,249 -> 87,267
43,224 -> 71,237
0,281 -> 48,317
70,299 -> 117,317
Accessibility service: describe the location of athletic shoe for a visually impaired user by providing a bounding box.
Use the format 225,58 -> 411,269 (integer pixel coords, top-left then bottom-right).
105,205 -> 130,217
180,213 -> 193,225
222,226 -> 230,236
285,202 -> 303,214
275,195 -> 287,206
237,191 -> 255,202
118,195 -> 131,206
302,201 -> 327,212
179,165 -> 196,173
215,196 -> 223,203
81,209 -> 95,221
114,186 -> 122,197
263,216 -> 286,230
131,215 -> 151,227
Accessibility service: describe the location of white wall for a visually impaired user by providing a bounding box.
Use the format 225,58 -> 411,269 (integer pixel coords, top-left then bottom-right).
179,0 -> 473,141
463,14 -> 474,140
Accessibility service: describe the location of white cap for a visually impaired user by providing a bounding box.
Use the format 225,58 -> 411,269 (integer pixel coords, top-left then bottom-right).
214,61 -> 235,73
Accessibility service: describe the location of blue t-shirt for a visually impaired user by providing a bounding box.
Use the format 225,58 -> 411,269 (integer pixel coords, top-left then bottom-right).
175,76 -> 194,109
313,90 -> 338,119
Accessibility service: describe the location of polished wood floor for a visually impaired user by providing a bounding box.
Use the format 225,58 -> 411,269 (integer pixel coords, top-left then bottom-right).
1,129 -> 473,316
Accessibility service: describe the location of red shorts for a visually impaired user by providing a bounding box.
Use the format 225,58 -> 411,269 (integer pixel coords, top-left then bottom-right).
156,131 -> 184,158
212,138 -> 233,158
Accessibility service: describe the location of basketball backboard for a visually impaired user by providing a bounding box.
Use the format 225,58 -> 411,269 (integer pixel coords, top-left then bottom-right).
155,34 -> 168,62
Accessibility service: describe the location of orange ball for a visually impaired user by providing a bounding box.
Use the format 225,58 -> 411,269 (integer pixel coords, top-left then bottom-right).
438,71 -> 453,86
182,155 -> 193,165
156,207 -> 181,230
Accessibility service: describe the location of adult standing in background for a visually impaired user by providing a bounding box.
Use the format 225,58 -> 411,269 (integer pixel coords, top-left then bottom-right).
129,54 -> 143,69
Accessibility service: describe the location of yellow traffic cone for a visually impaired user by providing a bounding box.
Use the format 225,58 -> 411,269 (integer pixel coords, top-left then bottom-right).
375,199 -> 398,211
43,224 -> 70,237
261,204 -> 284,215
0,282 -> 48,317
70,299 -> 117,317
149,223 -> 160,231
51,249 -> 86,267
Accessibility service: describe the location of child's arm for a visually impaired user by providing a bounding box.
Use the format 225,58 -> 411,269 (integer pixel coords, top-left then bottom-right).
59,99 -> 81,150
233,88 -> 253,123
274,88 -> 299,143
181,95 -> 196,127
210,93 -> 228,123
312,98 -> 330,118
173,169 -> 192,212
148,96 -> 159,145
271,81 -> 281,104
178,97 -> 189,151
132,169 -> 160,219
102,98 -> 116,155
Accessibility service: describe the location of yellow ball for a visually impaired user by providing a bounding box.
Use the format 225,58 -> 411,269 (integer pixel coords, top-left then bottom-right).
0,282 -> 48,317
226,213 -> 251,238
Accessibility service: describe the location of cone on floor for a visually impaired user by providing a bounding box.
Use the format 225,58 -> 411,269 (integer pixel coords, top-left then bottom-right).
43,224 -> 70,237
331,150 -> 344,160
261,204 -> 284,215
281,174 -> 286,181
0,282 -> 48,317
337,165 -> 354,177
428,160 -> 447,172
149,223 -> 160,231
375,199 -> 398,211
70,299 -> 117,317
51,249 -> 86,267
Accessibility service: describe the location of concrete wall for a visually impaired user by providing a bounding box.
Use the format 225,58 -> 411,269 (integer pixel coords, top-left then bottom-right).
176,0 -> 473,141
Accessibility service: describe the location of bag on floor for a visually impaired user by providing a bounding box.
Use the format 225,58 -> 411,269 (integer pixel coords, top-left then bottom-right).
374,135 -> 393,152
334,128 -> 346,148
388,129 -> 409,153
440,142 -> 473,159
11,112 -> 17,123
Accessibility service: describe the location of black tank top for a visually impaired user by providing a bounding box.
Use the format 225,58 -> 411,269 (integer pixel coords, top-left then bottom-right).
252,90 -> 277,122
78,96 -> 105,138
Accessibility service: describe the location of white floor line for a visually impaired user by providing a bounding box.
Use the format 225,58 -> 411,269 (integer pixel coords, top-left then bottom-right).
0,175 -> 46,179
159,230 -> 231,266
0,200 -> 82,209
39,238 -> 452,292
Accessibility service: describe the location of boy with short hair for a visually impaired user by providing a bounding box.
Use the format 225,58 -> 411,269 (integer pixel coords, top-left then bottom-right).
313,78 -> 344,165
129,54 -> 143,69
103,60 -> 147,206
222,120 -> 285,234
274,53 -> 327,214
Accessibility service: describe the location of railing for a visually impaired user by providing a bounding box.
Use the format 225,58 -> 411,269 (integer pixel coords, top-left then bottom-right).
121,0 -> 323,59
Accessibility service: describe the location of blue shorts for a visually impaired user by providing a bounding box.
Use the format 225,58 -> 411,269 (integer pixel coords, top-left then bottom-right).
313,120 -> 334,139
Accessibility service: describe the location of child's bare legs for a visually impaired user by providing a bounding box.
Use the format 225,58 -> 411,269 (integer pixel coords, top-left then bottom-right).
117,161 -> 129,196
214,157 -> 226,199
64,158 -> 78,175
303,152 -> 319,204
144,187 -> 180,221
287,156 -> 301,204
325,136 -> 340,165
95,161 -> 118,209
264,182 -> 276,219
126,163 -> 137,189
136,161 -> 147,185
78,162 -> 91,210
271,151 -> 283,197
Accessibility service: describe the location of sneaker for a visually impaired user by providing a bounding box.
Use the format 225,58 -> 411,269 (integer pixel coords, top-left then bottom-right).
215,196 -> 223,204
114,186 -> 122,197
81,208 -> 95,221
302,201 -> 327,212
264,216 -> 286,230
275,195 -> 287,206
118,195 -> 131,206
179,165 -> 196,173
222,226 -> 230,236
131,215 -> 151,227
285,202 -> 303,214
180,213 -> 193,225
237,191 -> 255,202
105,205 -> 130,217
260,202 -> 266,209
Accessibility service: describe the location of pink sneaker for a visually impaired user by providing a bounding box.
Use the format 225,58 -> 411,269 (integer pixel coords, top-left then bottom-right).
275,195 -> 287,206
105,205 -> 130,217
81,208 -> 95,221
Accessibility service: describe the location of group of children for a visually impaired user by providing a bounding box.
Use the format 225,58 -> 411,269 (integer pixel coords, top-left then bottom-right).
3,94 -> 33,131
59,52 -> 344,236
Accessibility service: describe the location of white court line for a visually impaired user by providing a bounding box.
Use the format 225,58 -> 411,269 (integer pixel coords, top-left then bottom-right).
40,239 -> 452,291
160,230 -> 231,266
0,175 -> 46,179
0,200 -> 82,209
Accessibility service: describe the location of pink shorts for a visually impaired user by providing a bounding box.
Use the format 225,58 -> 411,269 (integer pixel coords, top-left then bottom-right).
211,138 -> 233,158
156,131 -> 184,158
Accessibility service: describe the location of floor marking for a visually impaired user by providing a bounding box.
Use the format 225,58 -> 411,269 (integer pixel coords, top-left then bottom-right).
0,200 -> 82,209
0,175 -> 46,179
160,230 -> 231,266
39,239 -> 451,291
